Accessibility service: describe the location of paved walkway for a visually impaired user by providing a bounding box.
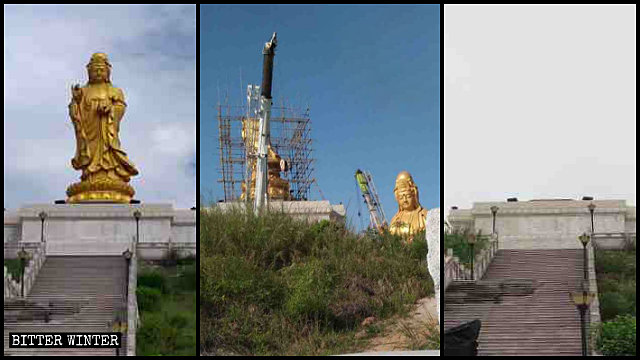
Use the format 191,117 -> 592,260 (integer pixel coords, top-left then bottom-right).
445,249 -> 585,356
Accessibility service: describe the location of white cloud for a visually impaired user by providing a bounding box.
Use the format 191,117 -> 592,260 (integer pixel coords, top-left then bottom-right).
4,4 -> 196,209
445,5 -> 636,213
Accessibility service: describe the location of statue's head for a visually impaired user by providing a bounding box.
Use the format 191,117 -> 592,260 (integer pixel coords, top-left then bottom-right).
394,171 -> 420,211
86,52 -> 112,84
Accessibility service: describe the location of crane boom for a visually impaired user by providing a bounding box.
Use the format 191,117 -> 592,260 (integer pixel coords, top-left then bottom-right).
355,169 -> 388,233
254,32 -> 277,213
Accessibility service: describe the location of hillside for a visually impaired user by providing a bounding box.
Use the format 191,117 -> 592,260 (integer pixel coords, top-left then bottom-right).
200,207 -> 435,355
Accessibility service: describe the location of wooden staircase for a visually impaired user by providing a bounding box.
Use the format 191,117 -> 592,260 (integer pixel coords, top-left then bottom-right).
4,256 -> 128,356
445,249 -> 586,356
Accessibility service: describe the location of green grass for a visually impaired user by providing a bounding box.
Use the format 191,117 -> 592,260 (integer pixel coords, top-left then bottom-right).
595,250 -> 636,321
200,206 -> 434,356
136,259 -> 196,356
594,249 -> 636,356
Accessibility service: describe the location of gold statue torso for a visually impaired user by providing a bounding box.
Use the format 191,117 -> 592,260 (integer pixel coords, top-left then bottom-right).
66,53 -> 138,203
390,207 -> 428,239
389,171 -> 428,242
240,117 -> 290,201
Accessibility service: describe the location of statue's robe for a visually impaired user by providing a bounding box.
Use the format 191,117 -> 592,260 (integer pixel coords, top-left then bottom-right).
390,206 -> 428,240
70,83 -> 138,182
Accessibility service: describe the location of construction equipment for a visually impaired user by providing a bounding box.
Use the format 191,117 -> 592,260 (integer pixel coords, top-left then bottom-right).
254,32 -> 277,212
355,169 -> 388,233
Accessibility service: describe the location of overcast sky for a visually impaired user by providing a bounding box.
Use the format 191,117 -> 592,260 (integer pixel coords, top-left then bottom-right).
445,5 -> 636,214
4,5 -> 196,210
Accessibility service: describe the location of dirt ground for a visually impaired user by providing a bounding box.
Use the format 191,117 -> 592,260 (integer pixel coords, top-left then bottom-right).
362,297 -> 439,352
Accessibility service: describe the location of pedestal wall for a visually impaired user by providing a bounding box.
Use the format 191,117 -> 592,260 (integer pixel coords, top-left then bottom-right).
449,200 -> 632,250
4,204 -> 196,257
214,200 -> 346,223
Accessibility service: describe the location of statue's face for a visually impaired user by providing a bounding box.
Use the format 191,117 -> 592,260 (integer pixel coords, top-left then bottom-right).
88,65 -> 110,83
396,188 -> 418,211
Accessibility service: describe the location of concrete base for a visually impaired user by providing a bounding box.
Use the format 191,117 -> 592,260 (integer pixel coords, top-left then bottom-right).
4,203 -> 195,256
214,200 -> 346,223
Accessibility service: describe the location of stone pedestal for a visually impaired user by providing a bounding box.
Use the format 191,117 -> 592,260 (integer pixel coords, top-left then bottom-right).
426,208 -> 441,325
4,204 -> 195,257
214,200 -> 346,223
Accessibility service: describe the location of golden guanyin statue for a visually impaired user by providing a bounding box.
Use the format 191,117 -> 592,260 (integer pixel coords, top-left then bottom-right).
240,117 -> 291,200
389,171 -> 428,241
66,53 -> 138,203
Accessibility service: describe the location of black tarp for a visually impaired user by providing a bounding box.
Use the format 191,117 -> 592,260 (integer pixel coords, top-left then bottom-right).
444,320 -> 482,356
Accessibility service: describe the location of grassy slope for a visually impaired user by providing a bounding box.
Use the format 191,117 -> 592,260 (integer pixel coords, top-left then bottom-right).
136,259 -> 197,356
595,250 -> 636,321
594,249 -> 636,356
200,207 -> 434,356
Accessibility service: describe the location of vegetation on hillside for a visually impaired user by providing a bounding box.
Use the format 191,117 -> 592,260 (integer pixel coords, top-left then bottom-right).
136,258 -> 197,356
200,207 -> 435,356
594,249 -> 636,356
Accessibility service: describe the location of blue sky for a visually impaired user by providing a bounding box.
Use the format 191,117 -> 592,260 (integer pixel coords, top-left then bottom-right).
4,5 -> 196,209
200,5 -> 441,228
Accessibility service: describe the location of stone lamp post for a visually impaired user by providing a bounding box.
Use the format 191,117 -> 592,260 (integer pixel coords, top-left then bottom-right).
122,248 -> 132,300
490,206 -> 499,236
39,211 -> 48,243
133,210 -> 141,245
570,287 -> 596,357
111,316 -> 128,356
588,203 -> 596,235
468,233 -> 477,280
579,233 -> 591,281
17,247 -> 32,297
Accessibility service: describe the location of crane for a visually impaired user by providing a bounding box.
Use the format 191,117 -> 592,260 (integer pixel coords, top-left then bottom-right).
254,32 -> 277,213
355,169 -> 388,233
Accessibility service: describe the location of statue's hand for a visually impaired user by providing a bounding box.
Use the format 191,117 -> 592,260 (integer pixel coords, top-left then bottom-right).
71,84 -> 82,103
97,100 -> 112,115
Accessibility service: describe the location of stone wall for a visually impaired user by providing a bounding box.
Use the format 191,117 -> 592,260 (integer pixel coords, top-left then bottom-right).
449,200 -> 633,250
626,207 -> 635,234
4,204 -> 195,257
4,212 -> 20,243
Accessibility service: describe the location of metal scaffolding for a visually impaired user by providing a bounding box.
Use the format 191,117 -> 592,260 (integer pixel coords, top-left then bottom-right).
217,90 -> 315,202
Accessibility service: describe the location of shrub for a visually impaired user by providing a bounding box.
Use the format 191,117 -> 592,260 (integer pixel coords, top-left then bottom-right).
596,250 -> 636,321
4,259 -> 23,281
137,286 -> 162,312
596,315 -> 636,356
138,269 -> 166,292
200,255 -> 285,311
282,260 -> 335,323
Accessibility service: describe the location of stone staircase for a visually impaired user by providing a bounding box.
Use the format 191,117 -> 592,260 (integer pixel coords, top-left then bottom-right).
4,256 -> 128,356
444,249 -> 586,356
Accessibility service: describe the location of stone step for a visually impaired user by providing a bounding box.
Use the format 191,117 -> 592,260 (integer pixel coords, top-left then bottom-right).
444,249 -> 586,355
4,256 -> 129,356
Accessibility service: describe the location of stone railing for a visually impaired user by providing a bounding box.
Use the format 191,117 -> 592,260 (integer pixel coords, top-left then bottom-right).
445,235 -> 499,286
471,236 -> 499,281
592,232 -> 636,250
137,241 -> 197,260
445,251 -> 472,289
126,240 -> 138,356
4,242 -> 47,299
586,243 -> 602,356
4,266 -> 21,299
